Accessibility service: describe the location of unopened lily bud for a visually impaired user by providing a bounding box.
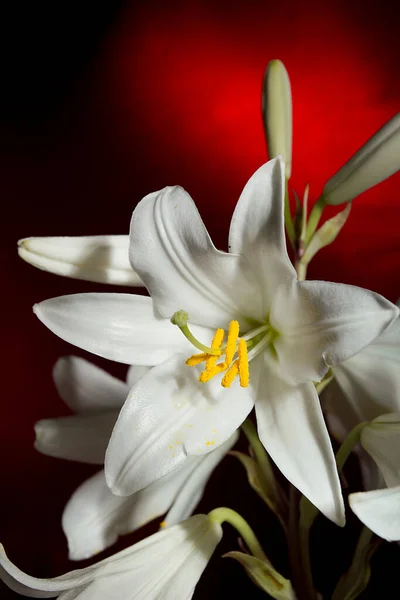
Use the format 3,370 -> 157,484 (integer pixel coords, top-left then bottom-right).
262,60 -> 292,178
323,113 -> 400,205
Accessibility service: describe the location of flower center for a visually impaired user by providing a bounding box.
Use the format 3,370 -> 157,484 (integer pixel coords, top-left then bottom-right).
171,311 -> 278,388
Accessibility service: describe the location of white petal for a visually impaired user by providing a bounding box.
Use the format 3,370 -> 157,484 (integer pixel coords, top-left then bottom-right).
53,356 -> 128,413
255,352 -> 345,525
164,432 -> 239,527
125,365 -> 152,387
105,354 -> 253,496
34,293 -> 209,366
0,516 -> 222,599
63,434 -> 235,561
35,413 -> 118,464
333,316 -> 400,420
228,159 -> 296,313
361,418 -> 400,488
129,185 -> 262,329
272,280 -> 399,384
18,236 -> 144,286
349,485 -> 400,541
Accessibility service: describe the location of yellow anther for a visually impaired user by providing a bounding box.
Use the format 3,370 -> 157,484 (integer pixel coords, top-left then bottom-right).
238,338 -> 249,387
204,328 -> 225,372
159,520 -> 167,529
225,321 -> 240,365
221,361 -> 239,388
199,362 -> 227,383
186,353 -> 208,367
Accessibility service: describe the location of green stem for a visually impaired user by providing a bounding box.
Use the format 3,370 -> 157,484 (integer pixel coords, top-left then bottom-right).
297,421 -> 370,597
304,195 -> 326,245
284,179 -> 296,248
295,259 -> 308,281
241,419 -> 275,492
336,422 -> 368,472
209,507 -> 267,561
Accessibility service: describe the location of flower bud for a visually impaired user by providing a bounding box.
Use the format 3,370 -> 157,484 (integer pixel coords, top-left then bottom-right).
262,60 -> 292,178
323,113 -> 400,205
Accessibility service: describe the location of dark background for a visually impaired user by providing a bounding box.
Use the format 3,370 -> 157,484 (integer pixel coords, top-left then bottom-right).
0,0 -> 399,598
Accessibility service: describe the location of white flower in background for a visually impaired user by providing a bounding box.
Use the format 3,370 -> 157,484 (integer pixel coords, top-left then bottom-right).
0,514 -> 221,599
33,158 -> 398,526
323,308 -> 400,489
37,355 -> 237,560
18,235 -> 144,286
349,414 -> 400,541
323,112 -> 400,206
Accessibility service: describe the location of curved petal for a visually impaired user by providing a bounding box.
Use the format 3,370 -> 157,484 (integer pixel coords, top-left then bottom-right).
361,417 -> 400,488
125,365 -> 152,387
272,280 -> 399,384
349,485 -> 400,541
333,316 -> 400,419
105,354 -> 254,496
164,432 -> 238,527
129,185 -> 262,329
63,434 -> 235,561
18,235 -> 143,286
35,413 -> 118,464
53,356 -> 128,413
0,516 -> 221,599
34,294 -> 210,366
255,352 -> 345,525
62,468 -> 202,560
228,158 -> 296,313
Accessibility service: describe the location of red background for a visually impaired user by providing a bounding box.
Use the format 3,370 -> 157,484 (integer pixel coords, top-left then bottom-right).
0,0 -> 399,597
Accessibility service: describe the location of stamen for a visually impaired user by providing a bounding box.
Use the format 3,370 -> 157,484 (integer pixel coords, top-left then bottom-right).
186,353 -> 208,367
204,328 -> 225,372
221,361 -> 239,388
225,321 -> 239,364
171,310 -> 221,356
238,339 -> 249,387
199,362 -> 228,383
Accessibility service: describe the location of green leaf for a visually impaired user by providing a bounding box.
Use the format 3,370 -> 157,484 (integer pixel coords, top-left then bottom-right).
332,527 -> 381,600
230,450 -> 278,513
224,551 -> 296,599
302,203 -> 351,264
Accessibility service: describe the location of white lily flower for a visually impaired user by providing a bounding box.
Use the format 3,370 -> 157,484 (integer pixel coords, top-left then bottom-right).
0,514 -> 221,599
18,235 -> 144,286
33,158 -> 398,525
36,356 -> 236,560
349,414 -> 400,541
323,309 -> 400,489
323,112 -> 400,205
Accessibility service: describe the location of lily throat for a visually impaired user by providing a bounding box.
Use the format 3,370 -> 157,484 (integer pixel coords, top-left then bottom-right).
171,310 -> 279,388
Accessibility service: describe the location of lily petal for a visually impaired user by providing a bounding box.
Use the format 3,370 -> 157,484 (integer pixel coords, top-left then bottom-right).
272,280 -> 399,384
35,413 -> 118,464
163,432 -> 239,527
105,355 -> 253,496
18,235 -> 143,286
0,515 -> 222,599
129,185 -> 262,329
34,294 -> 210,366
349,485 -> 400,541
228,159 -> 296,313
63,434 -> 236,560
333,316 -> 400,420
361,415 -> 400,488
125,365 -> 152,387
255,352 -> 345,525
53,356 -> 128,413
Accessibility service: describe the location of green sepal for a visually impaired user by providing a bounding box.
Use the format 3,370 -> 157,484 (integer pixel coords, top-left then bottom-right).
224,551 -> 296,599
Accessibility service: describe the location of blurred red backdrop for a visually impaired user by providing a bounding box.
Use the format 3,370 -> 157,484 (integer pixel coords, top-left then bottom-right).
0,0 -> 399,598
